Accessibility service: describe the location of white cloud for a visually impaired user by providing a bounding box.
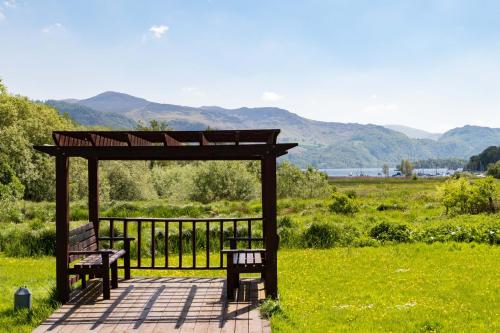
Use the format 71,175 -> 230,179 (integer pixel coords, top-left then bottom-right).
261,91 -> 284,102
3,0 -> 16,8
149,25 -> 169,38
0,11 -> 5,21
42,22 -> 63,33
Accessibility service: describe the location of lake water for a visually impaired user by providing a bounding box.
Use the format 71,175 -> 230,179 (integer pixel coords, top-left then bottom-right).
319,168 -> 457,177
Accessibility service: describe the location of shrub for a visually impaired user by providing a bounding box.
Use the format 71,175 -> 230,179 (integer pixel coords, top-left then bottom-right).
104,161 -> 157,201
486,161 -> 500,179
190,161 -> 258,203
329,192 -> 358,214
369,222 -> 411,243
437,176 -> 497,215
302,221 -> 340,248
376,203 -> 406,211
260,298 -> 284,319
277,162 -> 332,199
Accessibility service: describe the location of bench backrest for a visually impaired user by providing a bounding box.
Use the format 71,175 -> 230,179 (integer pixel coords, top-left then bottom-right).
68,222 -> 97,263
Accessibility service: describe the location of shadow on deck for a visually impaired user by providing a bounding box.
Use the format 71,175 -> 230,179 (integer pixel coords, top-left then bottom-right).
34,277 -> 270,333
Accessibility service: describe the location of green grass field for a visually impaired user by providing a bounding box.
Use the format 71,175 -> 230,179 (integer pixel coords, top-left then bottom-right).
0,243 -> 498,332
0,177 -> 499,332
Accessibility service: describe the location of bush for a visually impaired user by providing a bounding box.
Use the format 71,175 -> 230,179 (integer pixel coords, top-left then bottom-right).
369,222 -> 411,243
437,176 -> 497,215
104,161 -> 158,201
376,203 -> 406,211
487,161 -> 500,179
0,222 -> 56,256
302,222 -> 340,248
190,161 -> 258,203
277,162 -> 332,199
260,298 -> 284,319
329,192 -> 359,214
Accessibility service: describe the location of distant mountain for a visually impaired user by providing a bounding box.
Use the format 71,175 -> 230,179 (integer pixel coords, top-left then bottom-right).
384,124 -> 442,140
48,91 -> 500,168
46,100 -> 137,129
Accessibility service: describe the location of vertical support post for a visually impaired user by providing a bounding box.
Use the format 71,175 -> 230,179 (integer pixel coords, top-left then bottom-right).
88,158 -> 99,244
56,155 -> 70,303
261,154 -> 278,299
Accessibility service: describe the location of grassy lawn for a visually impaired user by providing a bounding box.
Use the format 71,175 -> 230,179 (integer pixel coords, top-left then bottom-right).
0,255 -> 55,333
0,243 -> 498,332
274,243 -> 499,332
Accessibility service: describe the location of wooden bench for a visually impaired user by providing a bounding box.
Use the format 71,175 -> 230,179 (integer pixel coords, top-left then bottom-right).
222,237 -> 266,300
67,222 -> 133,299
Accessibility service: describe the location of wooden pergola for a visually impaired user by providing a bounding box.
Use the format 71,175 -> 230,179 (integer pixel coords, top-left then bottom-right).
35,129 -> 297,303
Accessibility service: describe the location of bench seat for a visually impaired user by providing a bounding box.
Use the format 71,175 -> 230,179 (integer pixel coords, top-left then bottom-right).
74,249 -> 126,268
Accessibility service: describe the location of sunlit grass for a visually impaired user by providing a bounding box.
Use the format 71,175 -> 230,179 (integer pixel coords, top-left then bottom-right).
273,243 -> 500,332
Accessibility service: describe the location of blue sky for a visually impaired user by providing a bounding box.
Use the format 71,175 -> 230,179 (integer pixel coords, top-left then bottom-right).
1,0 -> 499,132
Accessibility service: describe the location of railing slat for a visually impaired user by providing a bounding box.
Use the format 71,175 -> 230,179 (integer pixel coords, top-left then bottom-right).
109,219 -> 114,249
192,221 -> 196,268
179,221 -> 183,268
248,219 -> 252,249
206,221 -> 210,268
151,221 -> 155,268
97,216 -> 263,271
165,222 -> 169,268
219,221 -> 223,267
137,220 -> 142,268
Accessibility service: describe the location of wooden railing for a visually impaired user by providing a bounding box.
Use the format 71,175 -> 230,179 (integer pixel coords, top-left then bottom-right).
97,217 -> 264,270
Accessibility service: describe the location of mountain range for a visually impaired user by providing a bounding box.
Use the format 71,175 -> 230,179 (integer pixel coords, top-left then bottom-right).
46,92 -> 500,168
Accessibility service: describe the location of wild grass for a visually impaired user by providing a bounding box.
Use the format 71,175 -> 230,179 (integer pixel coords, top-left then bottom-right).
2,244 -> 497,332
0,255 -> 57,333
272,243 -> 500,332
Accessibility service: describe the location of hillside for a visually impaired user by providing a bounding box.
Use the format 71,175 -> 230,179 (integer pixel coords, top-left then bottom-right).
45,100 -> 136,129
384,124 -> 442,140
48,92 -> 500,168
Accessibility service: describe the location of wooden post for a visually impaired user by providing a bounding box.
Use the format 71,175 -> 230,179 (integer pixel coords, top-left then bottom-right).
55,155 -> 70,303
88,158 -> 99,242
261,154 -> 278,298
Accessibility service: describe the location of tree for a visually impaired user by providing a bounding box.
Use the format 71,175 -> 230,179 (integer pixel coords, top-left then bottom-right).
487,161 -> 500,179
399,160 -> 413,177
136,119 -> 171,131
382,164 -> 390,177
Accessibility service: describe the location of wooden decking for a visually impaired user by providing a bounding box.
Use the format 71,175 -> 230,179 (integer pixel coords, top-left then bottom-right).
34,277 -> 270,333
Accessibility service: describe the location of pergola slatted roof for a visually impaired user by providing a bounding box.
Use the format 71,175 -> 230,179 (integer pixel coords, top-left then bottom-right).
34,129 -> 297,160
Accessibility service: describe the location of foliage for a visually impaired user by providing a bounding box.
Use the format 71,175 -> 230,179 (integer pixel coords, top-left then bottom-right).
398,159 -> 414,177
369,221 -> 411,242
413,158 -> 466,169
302,222 -> 340,248
329,191 -> 358,214
260,298 -> 284,319
103,161 -> 157,201
466,145 -> 500,172
0,84 -> 76,201
277,162 -> 332,199
486,160 -> 500,179
437,176 -> 497,215
382,164 -> 390,177
190,161 -> 258,203
136,119 -> 171,131
0,157 -> 24,221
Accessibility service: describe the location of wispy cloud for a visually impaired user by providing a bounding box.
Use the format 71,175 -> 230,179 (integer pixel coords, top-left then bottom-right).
3,0 -> 16,8
149,25 -> 169,38
261,91 -> 284,102
0,11 -> 5,21
42,23 -> 63,33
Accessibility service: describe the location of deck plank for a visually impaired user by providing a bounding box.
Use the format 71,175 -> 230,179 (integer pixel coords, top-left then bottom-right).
34,277 -> 267,333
